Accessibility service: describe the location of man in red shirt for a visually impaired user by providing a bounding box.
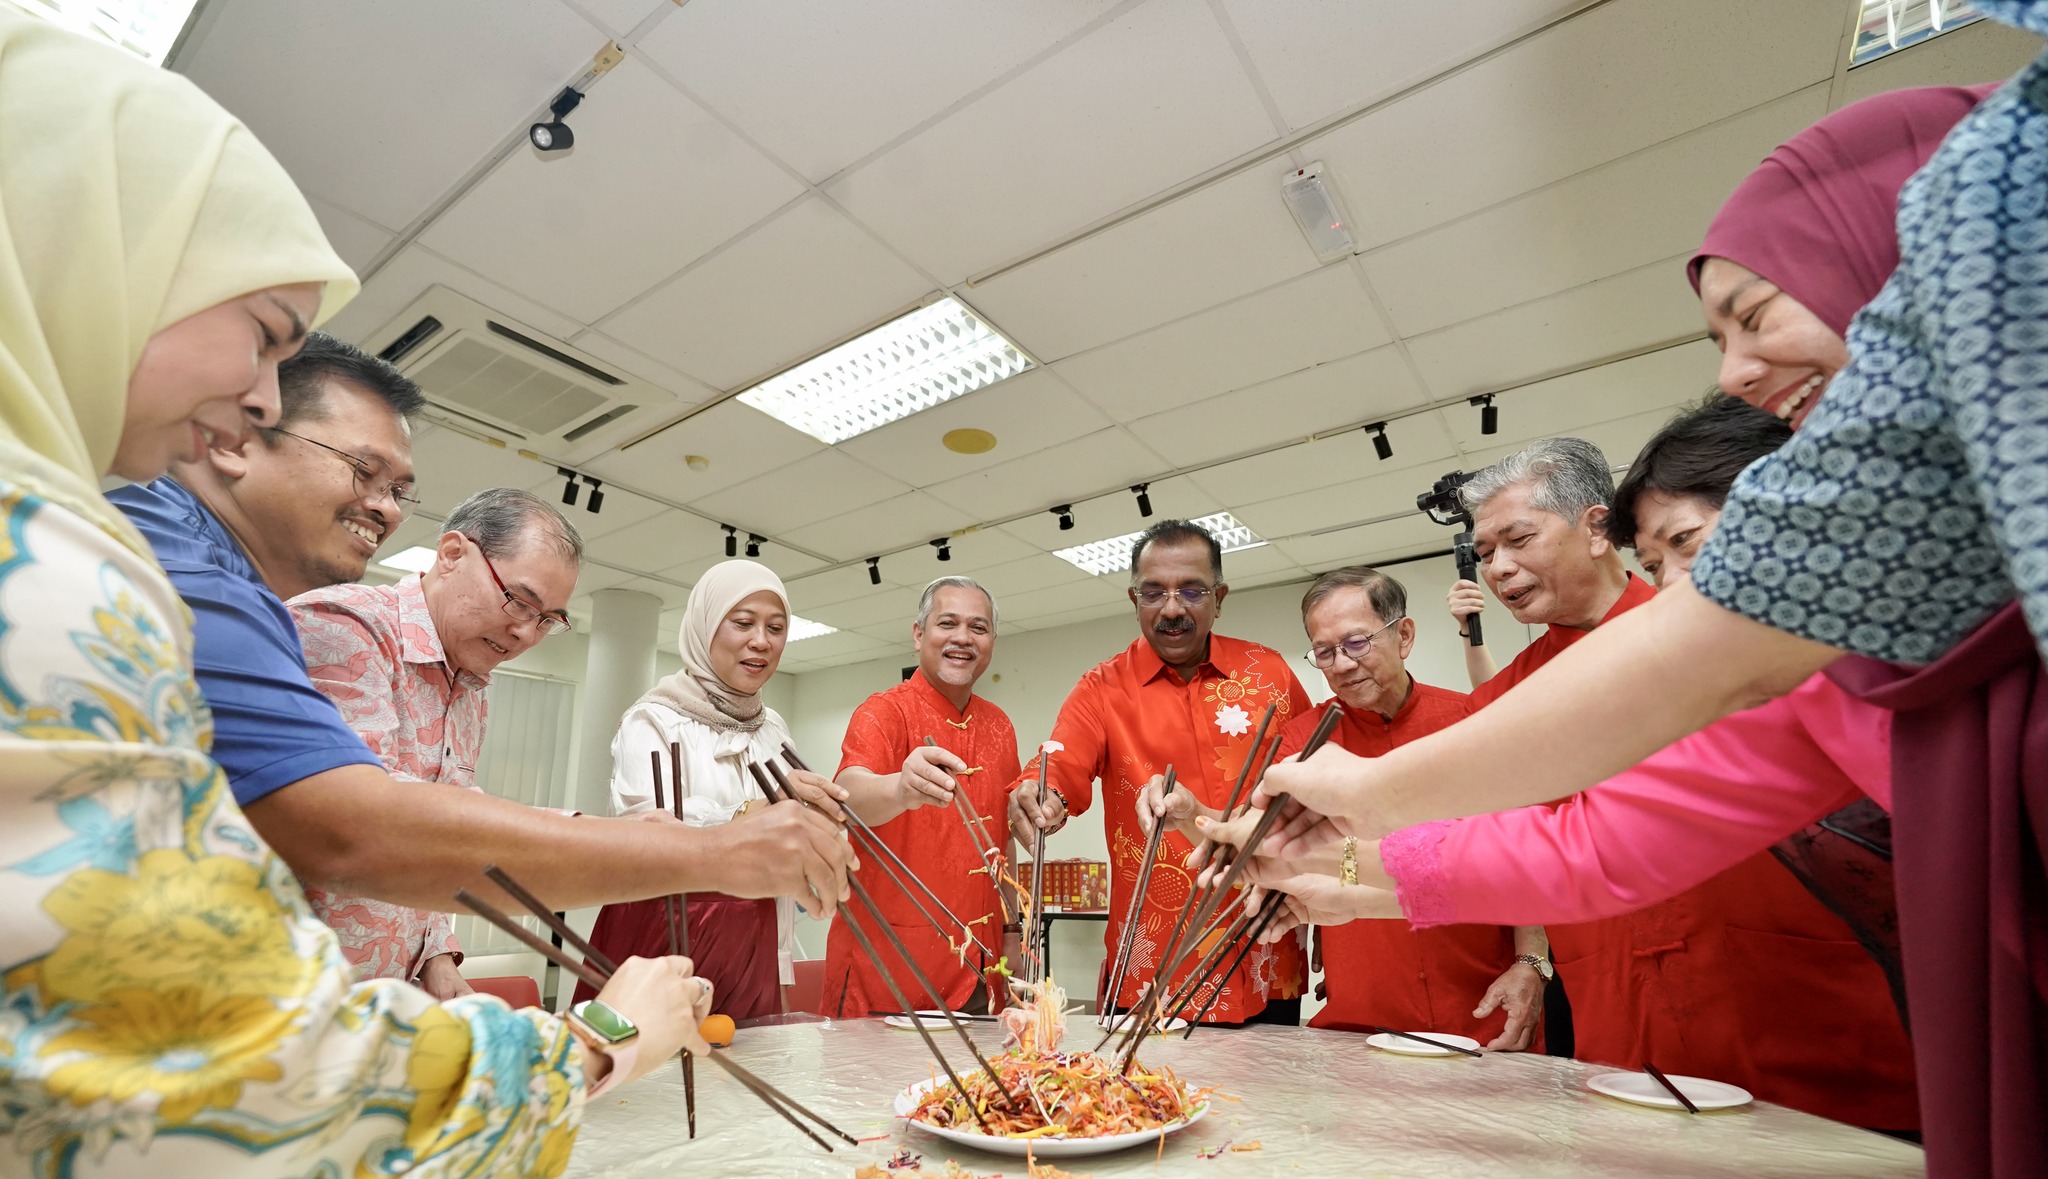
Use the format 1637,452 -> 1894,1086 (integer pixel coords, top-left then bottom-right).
1273,566 -> 1547,1049
1009,520 -> 1309,1025
825,577 -> 1021,1016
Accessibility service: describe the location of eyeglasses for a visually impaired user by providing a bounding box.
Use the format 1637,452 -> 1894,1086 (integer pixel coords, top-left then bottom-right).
267,427 -> 420,511
462,534 -> 572,636
1133,585 -> 1218,608
1305,616 -> 1404,668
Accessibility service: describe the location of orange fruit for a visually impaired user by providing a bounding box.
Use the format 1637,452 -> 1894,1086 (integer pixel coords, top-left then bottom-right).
698,1013 -> 735,1047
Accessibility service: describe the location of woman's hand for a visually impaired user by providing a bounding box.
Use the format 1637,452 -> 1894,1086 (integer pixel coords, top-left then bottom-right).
1187,804 -> 1343,884
589,954 -> 715,1086
1251,743 -> 1405,846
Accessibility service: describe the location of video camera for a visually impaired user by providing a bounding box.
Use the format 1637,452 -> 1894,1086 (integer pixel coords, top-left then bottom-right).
1415,471 -> 1485,647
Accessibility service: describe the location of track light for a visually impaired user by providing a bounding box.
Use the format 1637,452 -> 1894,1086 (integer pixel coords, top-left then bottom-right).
558,467 -> 579,507
722,524 -> 737,558
1131,484 -> 1153,518
530,88 -> 583,153
745,534 -> 763,558
1367,423 -> 1392,462
582,475 -> 604,514
1053,504 -> 1075,531
1471,394 -> 1498,436
866,557 -> 882,585
931,538 -> 952,562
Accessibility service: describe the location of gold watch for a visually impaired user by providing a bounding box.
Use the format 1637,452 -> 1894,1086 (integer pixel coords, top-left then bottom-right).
1339,836 -> 1359,886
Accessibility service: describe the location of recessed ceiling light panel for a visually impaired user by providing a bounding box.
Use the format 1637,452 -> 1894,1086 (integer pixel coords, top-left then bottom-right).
1052,512 -> 1268,577
788,615 -> 837,643
10,0 -> 203,65
377,545 -> 440,574
737,297 -> 1033,445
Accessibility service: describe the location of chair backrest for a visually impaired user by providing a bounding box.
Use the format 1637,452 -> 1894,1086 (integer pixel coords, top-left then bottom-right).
469,974 -> 543,1009
784,958 -> 825,1016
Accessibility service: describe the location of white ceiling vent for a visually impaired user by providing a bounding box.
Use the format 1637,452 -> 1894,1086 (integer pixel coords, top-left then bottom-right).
363,287 -> 676,460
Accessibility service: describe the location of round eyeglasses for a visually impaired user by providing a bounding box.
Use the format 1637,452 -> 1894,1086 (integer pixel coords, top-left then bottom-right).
1305,616 -> 1403,668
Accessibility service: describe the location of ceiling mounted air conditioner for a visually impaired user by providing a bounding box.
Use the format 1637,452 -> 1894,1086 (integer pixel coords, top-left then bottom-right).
362,286 -> 677,461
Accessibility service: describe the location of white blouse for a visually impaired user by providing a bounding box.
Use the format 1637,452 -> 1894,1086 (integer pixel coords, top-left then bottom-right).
609,699 -> 797,985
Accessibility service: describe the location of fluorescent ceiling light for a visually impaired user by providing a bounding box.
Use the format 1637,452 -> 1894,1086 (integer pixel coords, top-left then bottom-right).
5,0 -> 201,65
1052,512 -> 1268,577
1850,0 -> 1982,66
788,616 -> 837,643
377,545 -> 439,574
737,297 -> 1034,444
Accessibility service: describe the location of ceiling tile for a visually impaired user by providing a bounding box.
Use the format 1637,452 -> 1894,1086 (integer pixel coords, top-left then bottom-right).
932,527 -> 1041,568
1273,513 -> 1455,572
1126,345 -> 1423,468
421,57 -> 807,322
924,428 -> 1168,524
804,584 -> 929,632
406,423 -> 557,517
780,492 -> 979,563
306,197 -> 393,272
1441,340 -> 1719,454
1403,253 -> 1703,399
637,0 -> 1119,183
827,0 -> 1277,282
996,577 -> 1130,622
1232,460 -> 1467,541
556,485 -> 670,542
579,507 -> 728,573
569,0 -> 672,38
689,449 -> 912,537
1054,263 -> 1389,422
588,399 -> 825,503
969,554 -> 1096,602
1461,402 -> 1698,483
1184,415 -> 1461,509
995,473 -> 1222,551
178,0 -> 604,229
1314,0 -> 1841,249
658,547 -> 828,585
321,247 -> 585,351
786,562 -> 916,611
567,331 -> 723,413
1004,598 -> 1132,634
1220,542 -> 1309,589
599,197 -> 934,391
1356,85 -> 1828,337
780,629 -> 896,666
962,165 -> 1324,362
834,369 -> 1111,489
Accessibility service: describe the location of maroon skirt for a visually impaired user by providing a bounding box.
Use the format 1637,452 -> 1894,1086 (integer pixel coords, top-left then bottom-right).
572,892 -> 781,1019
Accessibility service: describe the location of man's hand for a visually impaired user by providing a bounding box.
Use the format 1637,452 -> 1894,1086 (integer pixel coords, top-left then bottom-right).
1447,579 -> 1487,637
419,953 -> 474,1001
783,767 -> 849,822
1008,783 -> 1067,846
717,801 -> 857,917
1474,960 -> 1545,1052
1134,774 -> 1203,840
897,745 -> 964,811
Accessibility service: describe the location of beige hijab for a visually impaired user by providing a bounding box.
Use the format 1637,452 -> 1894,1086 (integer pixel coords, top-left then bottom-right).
639,560 -> 790,732
0,13 -> 358,555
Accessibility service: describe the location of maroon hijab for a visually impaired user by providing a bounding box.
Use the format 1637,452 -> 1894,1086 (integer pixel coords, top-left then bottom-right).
1687,83 -> 1996,335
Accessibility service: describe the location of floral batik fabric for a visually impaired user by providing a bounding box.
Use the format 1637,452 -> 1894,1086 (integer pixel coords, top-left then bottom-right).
0,481 -> 585,1178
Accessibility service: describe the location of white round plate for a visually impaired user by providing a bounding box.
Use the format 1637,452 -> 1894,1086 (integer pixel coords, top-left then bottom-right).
1364,1031 -> 1481,1057
881,1011 -> 975,1031
893,1077 -> 1208,1158
1093,1013 -> 1190,1035
1587,1071 -> 1753,1111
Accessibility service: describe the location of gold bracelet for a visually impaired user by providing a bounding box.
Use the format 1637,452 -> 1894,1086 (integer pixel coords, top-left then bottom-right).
1339,837 -> 1359,886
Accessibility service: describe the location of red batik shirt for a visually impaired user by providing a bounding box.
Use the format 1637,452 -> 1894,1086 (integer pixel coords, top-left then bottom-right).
1019,634 -> 1310,1023
823,670 -> 1021,1018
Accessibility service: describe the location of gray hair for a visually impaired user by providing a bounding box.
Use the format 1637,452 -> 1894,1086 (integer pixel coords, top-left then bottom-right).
1300,565 -> 1407,626
443,488 -> 584,565
1458,437 -> 1615,525
917,576 -> 997,632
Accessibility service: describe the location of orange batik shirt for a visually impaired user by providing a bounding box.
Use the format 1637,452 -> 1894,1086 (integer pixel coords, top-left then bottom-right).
823,669 -> 1021,1017
1019,634 -> 1309,1023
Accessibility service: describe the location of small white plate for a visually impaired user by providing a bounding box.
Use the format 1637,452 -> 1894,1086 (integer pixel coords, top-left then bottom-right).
893,1077 -> 1208,1158
1094,1013 -> 1190,1035
881,1011 -> 976,1031
1364,1031 -> 1482,1057
1587,1071 -> 1754,1111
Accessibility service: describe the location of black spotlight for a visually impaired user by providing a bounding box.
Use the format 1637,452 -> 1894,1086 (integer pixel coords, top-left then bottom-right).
582,476 -> 604,513
931,538 -> 952,562
1053,504 -> 1075,531
530,88 -> 583,153
1367,423 -> 1392,461
1471,394 -> 1498,436
721,524 -> 737,557
866,557 -> 882,586
1131,484 -> 1153,518
557,467 -> 579,507
745,534 -> 763,558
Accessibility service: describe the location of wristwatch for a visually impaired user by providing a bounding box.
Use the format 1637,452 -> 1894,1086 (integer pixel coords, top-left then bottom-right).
566,998 -> 641,1096
1514,953 -> 1555,982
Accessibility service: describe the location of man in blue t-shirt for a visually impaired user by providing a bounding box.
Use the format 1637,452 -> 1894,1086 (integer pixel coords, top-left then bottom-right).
108,334 -> 853,934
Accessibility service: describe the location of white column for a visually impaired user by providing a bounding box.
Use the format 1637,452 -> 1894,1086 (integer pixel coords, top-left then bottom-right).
574,587 -> 661,817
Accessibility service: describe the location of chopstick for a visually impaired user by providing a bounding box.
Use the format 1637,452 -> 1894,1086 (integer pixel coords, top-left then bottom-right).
1024,752 -> 1052,983
874,1010 -> 1003,1023
1178,892 -> 1288,1033
1369,1026 -> 1484,1058
1643,1061 -> 1699,1113
651,745 -> 696,1139
452,879 -> 855,1151
1100,767 -> 1176,1022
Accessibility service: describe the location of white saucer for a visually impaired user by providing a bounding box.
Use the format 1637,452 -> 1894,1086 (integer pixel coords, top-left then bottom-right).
1364,1031 -> 1481,1057
880,1011 -> 976,1031
1587,1071 -> 1754,1111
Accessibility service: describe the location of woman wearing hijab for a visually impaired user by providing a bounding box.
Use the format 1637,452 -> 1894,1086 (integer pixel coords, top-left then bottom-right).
0,16 -> 706,1176
578,560 -> 841,1019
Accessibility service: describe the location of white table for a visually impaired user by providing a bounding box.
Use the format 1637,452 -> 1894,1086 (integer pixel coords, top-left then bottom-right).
564,1017 -> 1924,1178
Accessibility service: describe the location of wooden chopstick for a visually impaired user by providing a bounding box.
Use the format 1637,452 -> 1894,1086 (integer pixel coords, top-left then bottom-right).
1024,753 -> 1052,983
1181,893 -> 1289,1033
480,865 -> 618,977
1644,1062 -> 1700,1113
1101,766 -> 1176,1022
649,746 -> 696,1139
1369,1025 -> 1484,1058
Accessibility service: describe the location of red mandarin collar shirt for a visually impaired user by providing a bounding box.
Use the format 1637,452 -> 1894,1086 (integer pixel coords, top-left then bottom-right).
823,669 -> 1021,1017
1277,681 -> 1535,1046
1018,634 -> 1310,1023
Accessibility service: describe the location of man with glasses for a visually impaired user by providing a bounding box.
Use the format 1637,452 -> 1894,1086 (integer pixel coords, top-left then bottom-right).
1273,566 -> 1546,1049
289,488 -> 579,995
1007,519 -> 1309,1025
108,333 -> 856,991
